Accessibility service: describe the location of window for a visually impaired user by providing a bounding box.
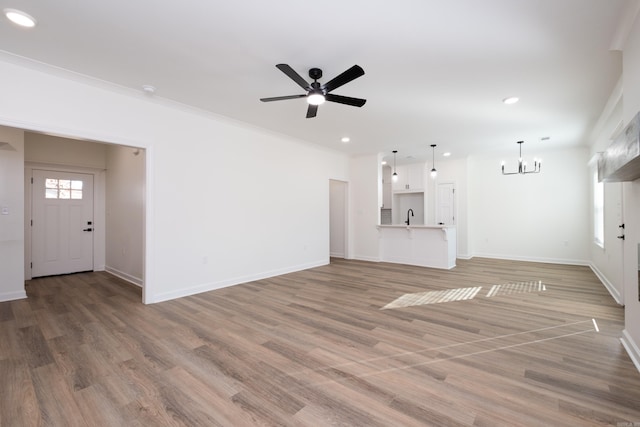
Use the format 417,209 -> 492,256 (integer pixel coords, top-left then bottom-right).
45,178 -> 83,200
593,171 -> 604,247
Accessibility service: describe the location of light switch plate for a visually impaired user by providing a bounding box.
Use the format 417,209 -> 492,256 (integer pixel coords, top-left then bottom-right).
1,206 -> 9,215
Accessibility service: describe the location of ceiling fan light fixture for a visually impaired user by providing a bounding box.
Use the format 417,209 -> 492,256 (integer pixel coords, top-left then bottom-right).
307,92 -> 325,105
260,64 -> 366,118
4,8 -> 36,27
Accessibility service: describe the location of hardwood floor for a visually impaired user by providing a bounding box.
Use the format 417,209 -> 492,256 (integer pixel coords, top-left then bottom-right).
2,258 -> 640,426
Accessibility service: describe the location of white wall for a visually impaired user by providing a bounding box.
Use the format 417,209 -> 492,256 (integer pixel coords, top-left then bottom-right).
0,126 -> 25,301
0,56 -> 349,304
105,145 -> 145,285
468,146 -> 590,264
620,10 -> 640,369
393,193 -> 424,225
25,133 -> 107,169
348,154 -> 381,262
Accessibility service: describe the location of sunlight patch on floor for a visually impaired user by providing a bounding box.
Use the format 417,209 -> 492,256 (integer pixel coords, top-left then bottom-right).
382,280 -> 546,310
486,280 -> 545,297
382,286 -> 482,309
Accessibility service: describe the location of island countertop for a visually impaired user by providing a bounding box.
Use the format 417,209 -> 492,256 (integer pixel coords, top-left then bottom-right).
376,224 -> 456,269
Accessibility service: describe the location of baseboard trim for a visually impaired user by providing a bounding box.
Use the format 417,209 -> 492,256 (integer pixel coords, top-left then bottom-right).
469,253 -> 589,267
588,263 -> 623,305
621,329 -> 640,374
0,289 -> 27,302
352,255 -> 380,263
105,266 -> 143,288
149,259 -> 328,304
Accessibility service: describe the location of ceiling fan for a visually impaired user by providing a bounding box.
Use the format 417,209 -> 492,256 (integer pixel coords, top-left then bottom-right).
260,64 -> 366,118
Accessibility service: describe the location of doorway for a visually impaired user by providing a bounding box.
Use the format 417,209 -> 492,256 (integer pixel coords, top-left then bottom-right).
23,132 -> 146,302
329,180 -> 348,258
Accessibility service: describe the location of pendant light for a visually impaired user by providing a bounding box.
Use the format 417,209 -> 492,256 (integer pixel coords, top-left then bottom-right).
430,144 -> 437,178
392,150 -> 398,182
501,140 -> 541,175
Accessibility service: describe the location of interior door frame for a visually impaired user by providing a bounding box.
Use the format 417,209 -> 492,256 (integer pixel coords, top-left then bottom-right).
24,162 -> 106,281
329,179 -> 349,259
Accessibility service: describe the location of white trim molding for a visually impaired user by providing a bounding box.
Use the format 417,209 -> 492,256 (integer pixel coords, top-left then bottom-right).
0,290 -> 27,302
105,266 -> 143,288
621,329 -> 640,373
589,262 -> 623,305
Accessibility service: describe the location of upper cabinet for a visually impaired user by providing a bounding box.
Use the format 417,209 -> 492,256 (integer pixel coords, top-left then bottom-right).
392,163 -> 425,192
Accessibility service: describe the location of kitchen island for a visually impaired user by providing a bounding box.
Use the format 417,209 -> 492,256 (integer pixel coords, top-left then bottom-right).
377,225 -> 456,269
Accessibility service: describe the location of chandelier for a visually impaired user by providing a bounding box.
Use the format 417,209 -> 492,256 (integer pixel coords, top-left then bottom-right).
501,141 -> 541,175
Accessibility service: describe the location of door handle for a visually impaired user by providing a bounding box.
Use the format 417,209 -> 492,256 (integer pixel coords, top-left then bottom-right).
617,235 -> 625,240
83,228 -> 93,232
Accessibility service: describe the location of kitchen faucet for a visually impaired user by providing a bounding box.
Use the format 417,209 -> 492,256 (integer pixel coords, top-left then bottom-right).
405,208 -> 414,225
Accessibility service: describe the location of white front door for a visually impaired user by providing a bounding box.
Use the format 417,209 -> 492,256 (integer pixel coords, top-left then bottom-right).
31,170 -> 94,277
436,182 -> 455,225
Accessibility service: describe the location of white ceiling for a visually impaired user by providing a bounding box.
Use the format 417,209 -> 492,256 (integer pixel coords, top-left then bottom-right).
0,0 -> 635,164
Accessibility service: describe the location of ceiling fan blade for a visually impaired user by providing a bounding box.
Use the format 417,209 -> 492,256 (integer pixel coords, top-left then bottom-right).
260,94 -> 307,102
325,94 -> 367,107
322,65 -> 365,93
276,64 -> 311,90
306,104 -> 318,118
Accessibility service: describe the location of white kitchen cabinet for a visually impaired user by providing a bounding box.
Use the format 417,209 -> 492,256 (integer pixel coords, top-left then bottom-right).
392,163 -> 425,192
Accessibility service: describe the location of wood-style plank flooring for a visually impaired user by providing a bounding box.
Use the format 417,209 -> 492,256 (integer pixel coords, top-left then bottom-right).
2,258 -> 640,426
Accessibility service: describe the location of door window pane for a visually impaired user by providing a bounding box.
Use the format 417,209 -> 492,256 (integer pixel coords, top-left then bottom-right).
44,178 -> 84,200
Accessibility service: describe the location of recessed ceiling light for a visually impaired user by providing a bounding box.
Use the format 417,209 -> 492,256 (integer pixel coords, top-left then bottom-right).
4,9 -> 36,27
540,136 -> 551,141
142,85 -> 156,94
443,152 -> 451,157
503,96 -> 519,105
381,161 -> 387,165
341,137 -> 350,143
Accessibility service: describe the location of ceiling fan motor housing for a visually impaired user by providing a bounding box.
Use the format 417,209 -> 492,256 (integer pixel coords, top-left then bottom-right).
309,67 -> 323,81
